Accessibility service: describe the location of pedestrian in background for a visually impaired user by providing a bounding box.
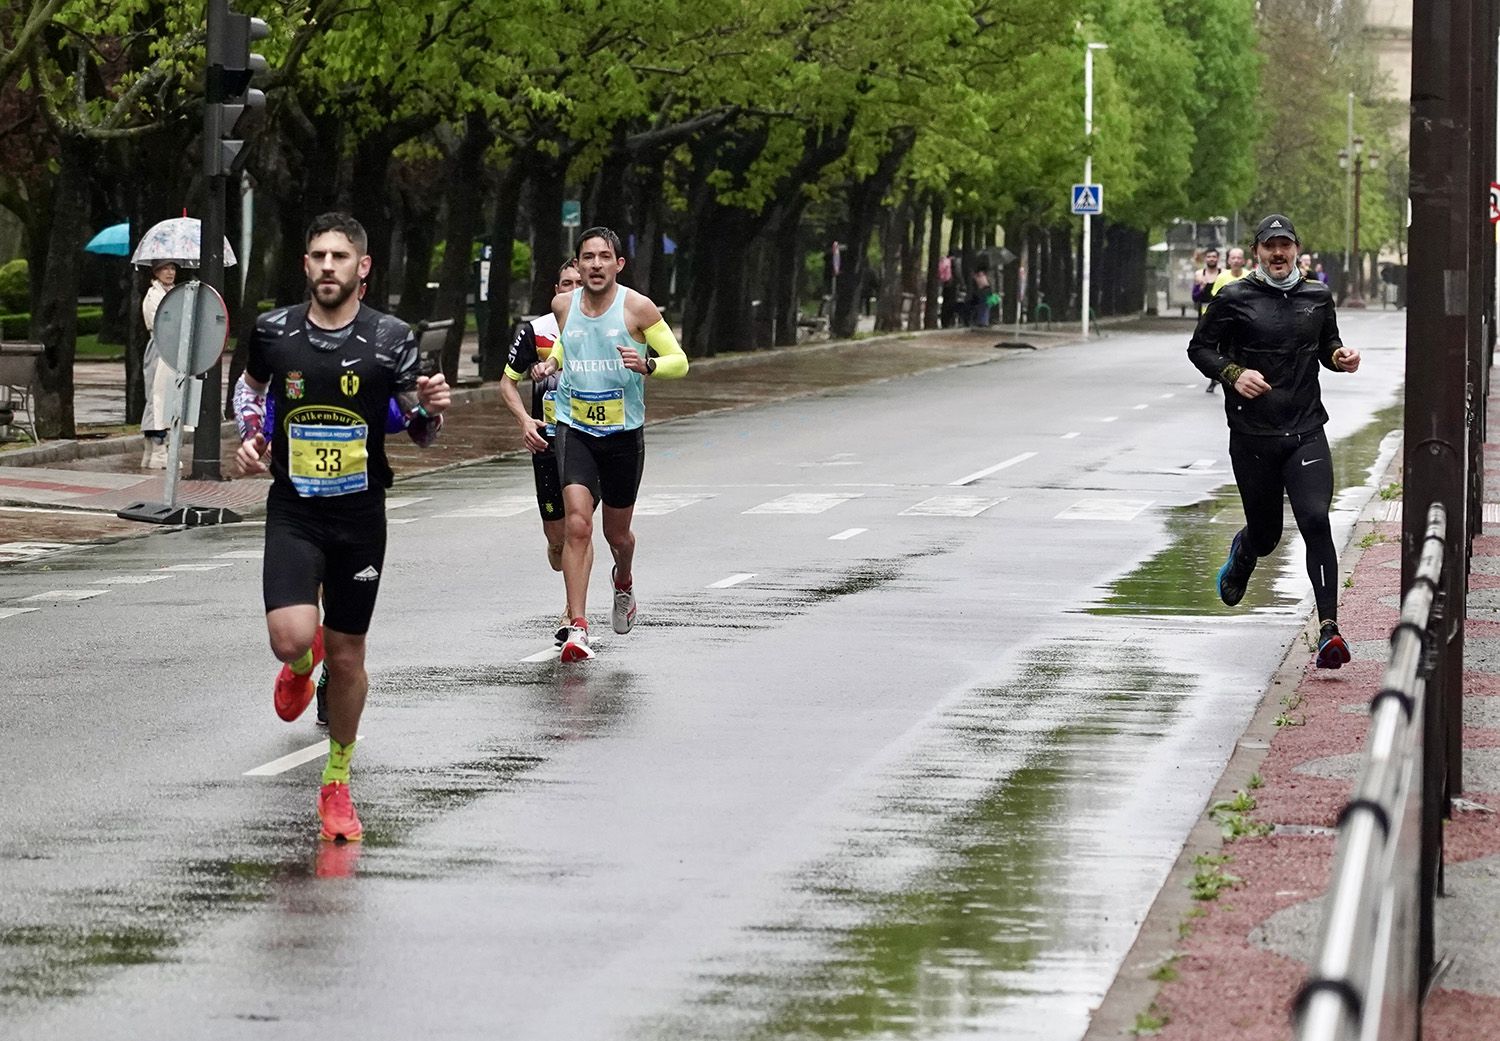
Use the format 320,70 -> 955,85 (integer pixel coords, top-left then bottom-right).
1201,247 -> 1250,393
1190,248 -> 1221,316
969,259 -> 993,327
139,260 -> 177,469
1188,213 -> 1362,669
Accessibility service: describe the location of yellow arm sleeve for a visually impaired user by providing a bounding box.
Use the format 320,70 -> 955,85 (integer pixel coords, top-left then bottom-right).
642,319 -> 688,379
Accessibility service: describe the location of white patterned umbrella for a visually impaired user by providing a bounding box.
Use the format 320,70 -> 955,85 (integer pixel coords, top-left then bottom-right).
130,217 -> 237,269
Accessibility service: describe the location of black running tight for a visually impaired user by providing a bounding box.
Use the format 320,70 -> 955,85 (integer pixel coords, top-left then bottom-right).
1228,428 -> 1339,622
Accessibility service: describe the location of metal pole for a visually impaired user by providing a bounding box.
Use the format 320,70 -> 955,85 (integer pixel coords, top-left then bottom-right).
1345,91 -> 1354,299
1082,43 -> 1102,339
1352,152 -> 1363,302
1406,0 -> 1479,996
192,0 -> 228,481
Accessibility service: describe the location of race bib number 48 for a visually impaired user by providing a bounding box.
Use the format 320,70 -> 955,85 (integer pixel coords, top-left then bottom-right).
289,423 -> 369,496
568,388 -> 625,434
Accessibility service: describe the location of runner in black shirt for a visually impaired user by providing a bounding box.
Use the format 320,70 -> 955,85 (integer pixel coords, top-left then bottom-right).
499,260 -> 589,639
234,212 -> 450,843
1189,213 -> 1361,668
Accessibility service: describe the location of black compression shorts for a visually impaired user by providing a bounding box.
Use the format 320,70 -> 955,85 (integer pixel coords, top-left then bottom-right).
262,491 -> 387,636
532,445 -> 564,521
554,424 -> 645,509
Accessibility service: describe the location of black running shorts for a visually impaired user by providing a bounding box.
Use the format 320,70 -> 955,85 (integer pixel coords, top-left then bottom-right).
532,445 -> 564,521
262,490 -> 387,636
553,423 -> 645,509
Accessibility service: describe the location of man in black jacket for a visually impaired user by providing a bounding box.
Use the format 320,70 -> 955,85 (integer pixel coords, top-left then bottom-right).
1188,213 -> 1362,668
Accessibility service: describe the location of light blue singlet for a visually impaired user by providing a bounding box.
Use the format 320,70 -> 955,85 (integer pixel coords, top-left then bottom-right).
554,286 -> 647,435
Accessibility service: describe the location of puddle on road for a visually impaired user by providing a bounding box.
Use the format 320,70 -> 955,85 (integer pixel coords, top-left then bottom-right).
1089,400 -> 1402,617
641,636 -> 1198,1040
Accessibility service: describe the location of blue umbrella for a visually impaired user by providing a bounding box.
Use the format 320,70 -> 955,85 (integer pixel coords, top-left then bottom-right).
84,222 -> 130,256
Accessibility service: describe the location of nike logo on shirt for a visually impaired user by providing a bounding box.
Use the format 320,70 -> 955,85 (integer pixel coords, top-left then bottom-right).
1302,458 -> 1323,466
342,358 -> 359,367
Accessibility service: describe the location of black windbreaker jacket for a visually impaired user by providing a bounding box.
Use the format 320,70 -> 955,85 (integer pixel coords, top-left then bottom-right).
1187,274 -> 1345,436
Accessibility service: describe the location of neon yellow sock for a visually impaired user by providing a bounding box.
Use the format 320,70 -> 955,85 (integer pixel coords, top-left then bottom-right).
322,738 -> 356,785
288,647 -> 314,675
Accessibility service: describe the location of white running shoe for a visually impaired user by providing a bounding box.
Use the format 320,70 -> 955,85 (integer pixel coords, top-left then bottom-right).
611,567 -> 637,634
559,624 -> 594,662
553,613 -> 571,646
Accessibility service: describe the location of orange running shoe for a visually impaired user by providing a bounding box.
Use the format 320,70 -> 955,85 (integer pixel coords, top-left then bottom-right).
274,626 -> 324,722
318,781 -> 363,843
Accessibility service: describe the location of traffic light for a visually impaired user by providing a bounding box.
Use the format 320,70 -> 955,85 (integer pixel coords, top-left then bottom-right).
204,0 -> 269,178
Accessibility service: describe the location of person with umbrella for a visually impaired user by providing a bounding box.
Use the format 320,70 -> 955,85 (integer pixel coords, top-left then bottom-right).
140,260 -> 179,469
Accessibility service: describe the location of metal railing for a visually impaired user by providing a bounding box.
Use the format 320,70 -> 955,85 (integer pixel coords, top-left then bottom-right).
1293,502 -> 1448,1041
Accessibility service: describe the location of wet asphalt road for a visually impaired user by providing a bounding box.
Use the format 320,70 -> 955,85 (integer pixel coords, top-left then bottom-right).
0,313 -> 1406,1040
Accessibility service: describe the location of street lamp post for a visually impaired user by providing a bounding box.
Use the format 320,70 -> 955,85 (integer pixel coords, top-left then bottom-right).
1337,136 -> 1380,306
1081,41 -> 1107,339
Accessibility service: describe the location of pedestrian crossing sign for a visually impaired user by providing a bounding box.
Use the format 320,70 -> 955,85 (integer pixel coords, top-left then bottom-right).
1071,184 -> 1103,215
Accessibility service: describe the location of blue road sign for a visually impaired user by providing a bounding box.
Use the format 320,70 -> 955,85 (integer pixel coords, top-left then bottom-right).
1071,184 -> 1103,215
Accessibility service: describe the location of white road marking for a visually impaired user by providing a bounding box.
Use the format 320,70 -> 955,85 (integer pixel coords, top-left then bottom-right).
797,453 -> 863,468
1056,499 -> 1155,521
389,517 -> 421,525
0,607 -> 39,620
521,647 -> 559,663
1099,416 -> 1119,423
90,575 -> 172,585
20,589 -> 107,602
709,572 -> 755,589
634,493 -> 716,516
1133,404 -> 1149,410
0,541 -> 74,563
160,562 -> 235,572
1187,459 -> 1217,470
434,496 -> 536,519
1159,392 -> 1176,400
744,492 -> 863,515
386,496 -> 431,511
215,549 -> 263,559
1061,432 -> 1081,439
901,496 -> 1006,518
829,528 -> 867,540
244,735 -> 363,777
949,452 -> 1037,487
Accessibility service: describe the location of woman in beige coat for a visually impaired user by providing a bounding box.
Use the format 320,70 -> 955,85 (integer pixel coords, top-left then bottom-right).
140,261 -> 177,468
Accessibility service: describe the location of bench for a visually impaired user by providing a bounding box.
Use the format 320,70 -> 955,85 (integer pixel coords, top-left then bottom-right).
0,342 -> 41,443
413,319 -> 454,376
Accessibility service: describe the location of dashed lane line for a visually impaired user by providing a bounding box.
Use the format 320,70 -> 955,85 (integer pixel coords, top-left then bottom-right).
708,573 -> 755,589
19,589 -> 106,602
244,735 -> 363,777
949,452 -> 1037,487
829,528 -> 867,540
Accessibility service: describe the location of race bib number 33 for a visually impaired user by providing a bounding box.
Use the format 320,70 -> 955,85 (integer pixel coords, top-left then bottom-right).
568,388 -> 625,434
289,422 -> 370,497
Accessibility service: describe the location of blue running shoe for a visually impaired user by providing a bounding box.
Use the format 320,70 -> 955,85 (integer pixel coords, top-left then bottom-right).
1216,528 -> 1256,607
1315,621 -> 1351,669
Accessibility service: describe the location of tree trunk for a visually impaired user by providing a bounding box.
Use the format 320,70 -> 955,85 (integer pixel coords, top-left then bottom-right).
903,190 -> 925,331
529,157 -> 567,314
350,135 -> 397,311
873,192 -> 908,332
34,137 -> 91,437
924,195 -> 943,330
479,163 -> 524,382
433,113 -> 491,381
834,133 -> 912,339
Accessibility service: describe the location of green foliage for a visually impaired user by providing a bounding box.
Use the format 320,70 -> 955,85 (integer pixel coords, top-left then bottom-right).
1210,789 -> 1273,840
0,306 -> 102,339
1189,852 -> 1242,900
1132,1003 -> 1170,1035
510,241 -> 532,282
0,259 -> 28,312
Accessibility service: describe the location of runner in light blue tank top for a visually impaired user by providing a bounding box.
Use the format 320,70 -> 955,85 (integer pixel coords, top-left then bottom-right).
537,227 -> 689,662
553,285 -> 648,434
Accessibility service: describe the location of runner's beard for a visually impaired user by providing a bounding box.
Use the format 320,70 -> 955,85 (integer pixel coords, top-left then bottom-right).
311,275 -> 358,309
